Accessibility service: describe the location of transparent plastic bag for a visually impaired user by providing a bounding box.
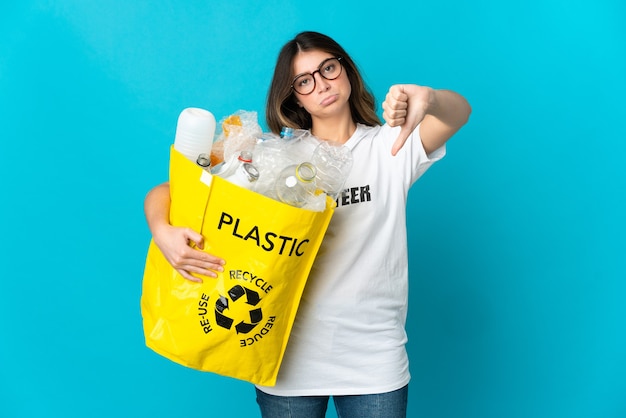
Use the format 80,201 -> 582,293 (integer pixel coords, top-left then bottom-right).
211,110 -> 262,167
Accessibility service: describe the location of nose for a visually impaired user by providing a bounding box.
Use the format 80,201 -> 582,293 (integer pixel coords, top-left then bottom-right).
313,71 -> 331,92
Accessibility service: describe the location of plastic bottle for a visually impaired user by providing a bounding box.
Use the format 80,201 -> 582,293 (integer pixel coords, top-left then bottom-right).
196,153 -> 211,171
279,127 -> 321,167
173,108 -> 216,163
213,150 -> 260,190
311,141 -> 353,200
275,162 -> 318,208
223,162 -> 259,190
280,126 -> 295,139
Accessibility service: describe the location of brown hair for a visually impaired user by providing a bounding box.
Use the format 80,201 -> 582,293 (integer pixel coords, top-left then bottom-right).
266,31 -> 381,134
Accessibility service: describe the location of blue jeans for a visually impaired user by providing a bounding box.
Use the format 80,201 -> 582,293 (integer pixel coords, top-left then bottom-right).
255,385 -> 408,418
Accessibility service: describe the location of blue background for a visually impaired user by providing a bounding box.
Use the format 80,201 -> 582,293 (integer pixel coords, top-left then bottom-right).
1,1 -> 625,417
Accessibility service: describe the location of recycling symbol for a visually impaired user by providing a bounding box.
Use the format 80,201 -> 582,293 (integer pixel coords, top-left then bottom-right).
215,285 -> 263,334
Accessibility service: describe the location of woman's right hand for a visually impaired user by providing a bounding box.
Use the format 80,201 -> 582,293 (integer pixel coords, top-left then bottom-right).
153,223 -> 225,283
145,181 -> 225,283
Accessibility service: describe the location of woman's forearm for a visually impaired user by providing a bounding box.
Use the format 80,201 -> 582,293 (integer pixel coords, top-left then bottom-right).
144,182 -> 172,235
428,89 -> 471,131
420,89 -> 471,153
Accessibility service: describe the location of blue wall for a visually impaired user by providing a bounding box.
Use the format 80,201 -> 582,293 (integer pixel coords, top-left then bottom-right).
1,1 -> 624,417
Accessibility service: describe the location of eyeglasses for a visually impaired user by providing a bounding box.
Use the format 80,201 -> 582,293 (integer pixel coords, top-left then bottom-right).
291,57 -> 343,95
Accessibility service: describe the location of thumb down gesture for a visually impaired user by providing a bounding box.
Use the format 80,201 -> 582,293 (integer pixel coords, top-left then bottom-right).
382,84 -> 433,156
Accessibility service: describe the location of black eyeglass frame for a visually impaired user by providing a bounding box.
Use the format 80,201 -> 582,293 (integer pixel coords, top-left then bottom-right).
290,56 -> 344,95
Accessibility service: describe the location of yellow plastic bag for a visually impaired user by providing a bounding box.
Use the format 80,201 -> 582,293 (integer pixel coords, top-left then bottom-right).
141,146 -> 334,386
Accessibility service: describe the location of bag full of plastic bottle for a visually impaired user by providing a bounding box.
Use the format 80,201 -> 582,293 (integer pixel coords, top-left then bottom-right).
141,110 -> 340,387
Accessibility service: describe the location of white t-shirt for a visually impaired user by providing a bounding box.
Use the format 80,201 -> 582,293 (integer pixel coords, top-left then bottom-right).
257,123 -> 446,396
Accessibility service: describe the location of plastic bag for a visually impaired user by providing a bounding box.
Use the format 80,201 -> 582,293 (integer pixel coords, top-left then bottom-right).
210,110 -> 262,167
141,146 -> 335,386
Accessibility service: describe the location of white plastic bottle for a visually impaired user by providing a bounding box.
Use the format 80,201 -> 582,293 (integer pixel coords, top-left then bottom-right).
213,150 -> 259,190
223,162 -> 260,190
173,107 -> 216,163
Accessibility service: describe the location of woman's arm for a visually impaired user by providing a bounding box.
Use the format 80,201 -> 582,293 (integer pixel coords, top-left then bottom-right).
144,182 -> 225,283
382,85 -> 471,155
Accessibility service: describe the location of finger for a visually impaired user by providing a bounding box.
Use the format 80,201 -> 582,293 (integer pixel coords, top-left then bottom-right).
389,85 -> 409,102
181,255 -> 225,273
382,101 -> 408,127
187,245 -> 226,268
184,228 -> 205,250
177,229 -> 225,267
385,118 -> 406,128
167,249 -> 219,274
178,261 -> 224,281
383,95 -> 408,113
389,108 -> 407,120
391,126 -> 412,156
382,110 -> 406,127
391,99 -> 408,111
182,264 -> 219,278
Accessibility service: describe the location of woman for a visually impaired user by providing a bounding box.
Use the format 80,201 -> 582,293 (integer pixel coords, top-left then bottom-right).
144,31 -> 471,417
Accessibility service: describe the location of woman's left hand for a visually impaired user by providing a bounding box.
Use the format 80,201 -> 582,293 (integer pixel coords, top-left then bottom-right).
382,84 -> 433,156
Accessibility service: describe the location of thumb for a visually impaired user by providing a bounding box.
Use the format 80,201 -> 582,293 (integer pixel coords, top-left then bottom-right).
391,125 -> 412,156
185,228 -> 205,250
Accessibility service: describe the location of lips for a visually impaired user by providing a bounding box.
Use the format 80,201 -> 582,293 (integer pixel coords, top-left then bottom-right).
320,94 -> 338,106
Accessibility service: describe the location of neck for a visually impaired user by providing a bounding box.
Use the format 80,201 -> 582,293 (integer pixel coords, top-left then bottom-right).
311,114 -> 357,144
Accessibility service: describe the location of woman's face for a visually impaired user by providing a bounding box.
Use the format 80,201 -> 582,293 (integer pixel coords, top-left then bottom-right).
291,49 -> 352,120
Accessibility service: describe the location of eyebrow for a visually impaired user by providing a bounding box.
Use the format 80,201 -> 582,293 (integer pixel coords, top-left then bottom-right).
293,57 -> 334,79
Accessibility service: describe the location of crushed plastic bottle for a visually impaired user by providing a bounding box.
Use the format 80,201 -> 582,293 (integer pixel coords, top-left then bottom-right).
311,141 -> 353,200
